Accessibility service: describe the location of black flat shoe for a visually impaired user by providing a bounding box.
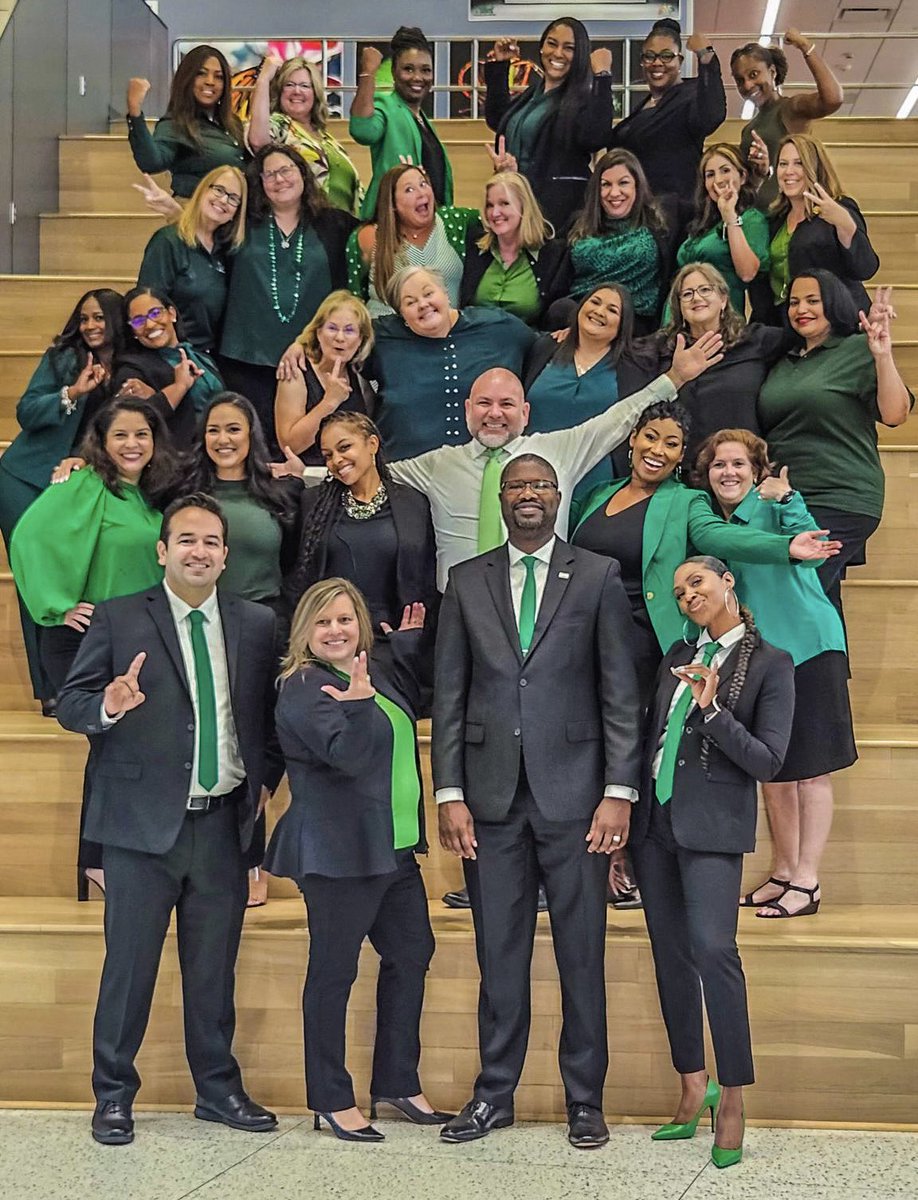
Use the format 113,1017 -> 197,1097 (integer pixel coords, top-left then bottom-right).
91,1100 -> 134,1145
608,885 -> 642,910
439,1099 -> 514,1143
442,887 -> 471,909
194,1092 -> 277,1132
314,1112 -> 384,1142
567,1102 -> 609,1149
370,1096 -> 455,1124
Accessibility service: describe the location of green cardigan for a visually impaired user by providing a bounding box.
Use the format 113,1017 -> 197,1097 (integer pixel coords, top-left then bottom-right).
345,205 -> 479,299
349,91 -> 454,219
571,476 -> 800,654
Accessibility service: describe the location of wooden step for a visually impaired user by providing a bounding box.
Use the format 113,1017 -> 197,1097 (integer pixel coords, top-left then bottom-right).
713,116 -> 918,145
0,276 -> 132,352
0,354 -> 43,441
1,895 -> 916,1122
845,581 -> 918,724
39,214 -> 161,278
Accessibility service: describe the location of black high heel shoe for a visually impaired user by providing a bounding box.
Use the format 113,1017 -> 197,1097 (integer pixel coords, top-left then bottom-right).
369,1097 -> 455,1125
313,1111 -> 384,1142
77,867 -> 105,902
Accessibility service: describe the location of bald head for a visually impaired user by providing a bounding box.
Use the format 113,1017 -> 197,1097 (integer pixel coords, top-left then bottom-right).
465,368 -> 530,448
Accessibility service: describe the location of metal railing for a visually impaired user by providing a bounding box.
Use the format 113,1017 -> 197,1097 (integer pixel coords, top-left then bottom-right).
174,31 -> 918,121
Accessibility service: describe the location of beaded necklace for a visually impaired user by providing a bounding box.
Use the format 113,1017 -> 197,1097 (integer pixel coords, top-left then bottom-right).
268,217 -> 305,323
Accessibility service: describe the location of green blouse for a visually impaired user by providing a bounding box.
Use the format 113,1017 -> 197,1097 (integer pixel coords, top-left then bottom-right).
504,85 -> 553,175
10,468 -> 163,625
212,479 -> 283,602
769,221 -> 793,304
126,113 -> 247,199
473,249 -> 541,323
676,208 -> 771,316
138,224 -> 228,353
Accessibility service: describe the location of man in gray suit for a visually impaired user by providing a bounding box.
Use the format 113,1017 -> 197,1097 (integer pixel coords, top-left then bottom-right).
433,454 -> 641,1149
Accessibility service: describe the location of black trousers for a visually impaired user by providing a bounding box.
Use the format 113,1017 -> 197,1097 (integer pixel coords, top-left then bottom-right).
463,767 -> 609,1110
92,798 -> 248,1105
297,852 -> 434,1113
630,800 -> 754,1088
808,505 -> 880,625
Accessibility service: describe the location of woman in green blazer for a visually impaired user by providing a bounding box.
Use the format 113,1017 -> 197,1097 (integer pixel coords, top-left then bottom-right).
570,398 -> 839,702
0,288 -> 123,709
349,27 -> 453,219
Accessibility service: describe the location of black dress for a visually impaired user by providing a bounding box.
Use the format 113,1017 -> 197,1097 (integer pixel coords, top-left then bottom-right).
297,361 -> 370,467
325,502 -> 401,632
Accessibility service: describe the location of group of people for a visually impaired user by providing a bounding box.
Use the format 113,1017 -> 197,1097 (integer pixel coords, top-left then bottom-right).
0,13 -> 911,1171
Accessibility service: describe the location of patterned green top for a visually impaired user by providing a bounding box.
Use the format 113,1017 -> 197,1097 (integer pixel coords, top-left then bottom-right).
571,223 -> 661,316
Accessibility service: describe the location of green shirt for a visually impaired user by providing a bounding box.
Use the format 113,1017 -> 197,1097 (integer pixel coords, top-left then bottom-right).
504,85 -> 553,175
724,487 -> 846,665
758,334 -> 889,519
127,113 -> 247,199
10,468 -> 163,625
138,224 -> 228,352
212,479 -> 283,602
473,249 -> 541,323
220,220 -> 333,365
676,208 -> 771,316
769,221 -> 793,303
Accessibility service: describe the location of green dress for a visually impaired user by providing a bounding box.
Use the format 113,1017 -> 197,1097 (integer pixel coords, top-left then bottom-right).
676,209 -> 771,316
10,468 -> 164,625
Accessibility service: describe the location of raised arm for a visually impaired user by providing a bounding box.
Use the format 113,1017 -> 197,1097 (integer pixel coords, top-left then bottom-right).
684,35 -> 727,138
247,55 -> 282,152
349,46 -> 385,130
782,29 -> 843,123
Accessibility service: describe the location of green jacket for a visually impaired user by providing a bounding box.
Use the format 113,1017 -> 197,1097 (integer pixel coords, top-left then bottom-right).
571,475 -> 799,654
349,91 -> 454,219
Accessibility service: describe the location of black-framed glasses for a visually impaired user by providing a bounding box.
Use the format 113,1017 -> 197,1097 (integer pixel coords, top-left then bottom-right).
500,479 -> 558,494
640,50 -> 679,64
261,164 -> 298,183
128,306 -> 166,330
209,183 -> 242,208
679,284 -> 716,302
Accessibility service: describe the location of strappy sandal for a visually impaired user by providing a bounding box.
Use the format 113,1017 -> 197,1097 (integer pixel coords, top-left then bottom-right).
755,882 -> 820,919
739,877 -> 789,908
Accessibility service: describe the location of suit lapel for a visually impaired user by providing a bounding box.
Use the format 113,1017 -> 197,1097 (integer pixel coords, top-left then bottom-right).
642,480 -> 678,579
524,540 -> 573,661
652,643 -> 693,739
484,547 -> 522,663
146,588 -> 191,698
219,592 -> 242,697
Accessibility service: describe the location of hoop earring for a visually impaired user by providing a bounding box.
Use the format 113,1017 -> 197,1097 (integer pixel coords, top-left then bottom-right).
724,586 -> 740,618
627,448 -> 633,466
675,462 -> 683,482
682,618 -> 698,645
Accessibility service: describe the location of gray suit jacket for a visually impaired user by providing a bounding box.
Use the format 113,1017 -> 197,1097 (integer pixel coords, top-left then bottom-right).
432,540 -> 641,822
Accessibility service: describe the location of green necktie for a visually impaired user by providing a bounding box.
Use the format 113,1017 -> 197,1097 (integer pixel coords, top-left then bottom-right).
188,609 -> 218,792
655,640 -> 720,805
518,555 -> 538,655
477,448 -> 505,553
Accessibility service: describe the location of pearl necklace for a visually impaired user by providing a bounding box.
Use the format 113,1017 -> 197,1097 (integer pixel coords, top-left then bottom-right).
342,481 -> 388,520
268,218 -> 305,323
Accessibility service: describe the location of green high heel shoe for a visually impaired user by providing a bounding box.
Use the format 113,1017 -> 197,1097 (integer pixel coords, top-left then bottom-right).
711,1106 -> 745,1168
651,1078 -> 721,1141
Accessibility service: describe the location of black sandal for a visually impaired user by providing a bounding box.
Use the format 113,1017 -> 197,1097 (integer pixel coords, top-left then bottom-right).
755,883 -> 820,919
739,877 -> 789,908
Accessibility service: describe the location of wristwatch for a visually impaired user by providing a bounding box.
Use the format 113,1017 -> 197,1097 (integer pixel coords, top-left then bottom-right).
777,489 -> 797,505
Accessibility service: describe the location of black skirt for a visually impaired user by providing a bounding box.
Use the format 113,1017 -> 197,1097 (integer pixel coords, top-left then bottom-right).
773,649 -> 857,782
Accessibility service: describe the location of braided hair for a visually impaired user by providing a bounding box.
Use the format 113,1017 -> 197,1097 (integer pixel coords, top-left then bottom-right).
285,412 -> 392,606
680,555 -> 759,776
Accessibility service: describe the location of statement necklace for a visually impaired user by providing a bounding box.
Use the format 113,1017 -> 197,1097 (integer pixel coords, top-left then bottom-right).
268,218 -> 305,322
342,480 -> 388,519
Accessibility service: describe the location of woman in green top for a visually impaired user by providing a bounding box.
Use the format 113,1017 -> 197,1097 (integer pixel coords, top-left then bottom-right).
346,164 -> 478,316
694,428 -> 855,919
218,144 -> 356,453
246,54 -> 362,216
264,578 -> 451,1141
0,288 -> 123,709
349,27 -> 453,219
676,144 -> 770,317
758,271 -> 912,618
126,45 -> 248,199
10,398 -> 183,899
137,165 -> 247,353
570,398 -> 840,702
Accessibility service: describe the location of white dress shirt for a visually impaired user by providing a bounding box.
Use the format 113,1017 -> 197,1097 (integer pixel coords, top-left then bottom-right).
650,621 -> 746,780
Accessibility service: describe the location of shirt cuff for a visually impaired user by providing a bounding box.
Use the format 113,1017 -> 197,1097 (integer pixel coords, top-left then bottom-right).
651,374 -> 678,402
100,701 -> 124,728
604,784 -> 639,803
435,787 -> 465,805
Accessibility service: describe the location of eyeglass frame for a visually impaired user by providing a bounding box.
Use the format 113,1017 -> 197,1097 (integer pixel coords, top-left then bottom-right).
678,284 -> 717,302
640,49 -> 681,64
128,305 -> 169,331
499,479 -> 559,494
208,182 -> 242,208
261,164 -> 299,183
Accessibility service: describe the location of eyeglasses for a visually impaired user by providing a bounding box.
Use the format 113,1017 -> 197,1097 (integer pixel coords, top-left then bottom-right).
500,480 -> 558,494
208,183 -> 242,208
323,323 -> 359,337
679,284 -> 716,302
128,306 -> 166,330
282,80 -> 313,91
640,50 -> 679,64
261,164 -> 297,183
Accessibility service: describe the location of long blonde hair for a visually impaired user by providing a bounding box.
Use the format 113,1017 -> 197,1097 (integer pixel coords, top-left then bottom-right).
770,133 -> 845,221
476,172 -> 552,255
269,57 -> 329,131
279,578 -> 374,681
297,290 -> 374,367
176,165 -> 247,252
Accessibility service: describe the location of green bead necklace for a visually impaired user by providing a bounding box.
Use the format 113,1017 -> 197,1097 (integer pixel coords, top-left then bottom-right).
268,217 -> 305,323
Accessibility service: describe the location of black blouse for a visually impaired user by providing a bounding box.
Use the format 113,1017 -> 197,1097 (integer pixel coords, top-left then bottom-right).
299,360 -> 370,466
573,496 -> 651,621
324,501 -> 400,630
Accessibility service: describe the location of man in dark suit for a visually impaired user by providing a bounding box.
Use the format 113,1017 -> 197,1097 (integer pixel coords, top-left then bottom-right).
56,493 -> 282,1146
433,454 -> 641,1149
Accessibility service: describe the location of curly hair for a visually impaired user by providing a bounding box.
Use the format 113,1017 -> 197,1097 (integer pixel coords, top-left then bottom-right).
247,142 -> 329,224
166,45 -> 244,149
729,42 -> 789,88
568,149 -> 665,242
689,428 -> 773,492
79,397 -> 184,509
685,143 -> 758,240
633,397 -> 691,441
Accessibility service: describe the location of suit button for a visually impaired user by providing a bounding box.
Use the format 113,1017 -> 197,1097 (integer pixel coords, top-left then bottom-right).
184,761 -> 192,770
513,728 -> 521,737
677,759 -> 685,767
685,726 -> 693,734
646,591 -> 654,600
519,678 -> 527,686
187,723 -> 195,732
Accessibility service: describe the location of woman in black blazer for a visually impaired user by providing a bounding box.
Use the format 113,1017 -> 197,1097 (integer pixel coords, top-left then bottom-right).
285,411 -> 439,706
483,19 -> 614,232
264,578 -> 450,1141
628,555 -> 794,1169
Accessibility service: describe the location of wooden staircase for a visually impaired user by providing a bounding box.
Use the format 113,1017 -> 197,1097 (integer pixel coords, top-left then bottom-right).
0,116 -> 917,1126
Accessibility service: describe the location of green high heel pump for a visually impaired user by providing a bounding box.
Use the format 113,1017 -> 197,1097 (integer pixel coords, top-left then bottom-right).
651,1078 -> 721,1141
711,1105 -> 745,1169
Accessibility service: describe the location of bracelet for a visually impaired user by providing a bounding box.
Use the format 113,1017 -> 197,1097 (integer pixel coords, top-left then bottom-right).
60,386 -> 77,416
358,72 -> 371,78
804,44 -> 816,58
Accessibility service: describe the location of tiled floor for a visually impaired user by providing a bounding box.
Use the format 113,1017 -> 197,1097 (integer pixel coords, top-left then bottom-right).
4,1110 -> 917,1200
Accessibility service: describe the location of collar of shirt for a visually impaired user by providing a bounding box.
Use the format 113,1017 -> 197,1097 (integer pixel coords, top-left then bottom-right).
788,333 -> 843,360
469,435 -> 526,462
697,620 -> 745,656
162,579 -> 220,627
507,536 -> 555,570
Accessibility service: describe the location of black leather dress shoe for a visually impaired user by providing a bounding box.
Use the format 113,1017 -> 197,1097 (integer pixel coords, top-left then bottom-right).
91,1100 -> 134,1145
439,1099 -> 514,1143
608,885 -> 643,910
567,1103 -> 609,1149
443,886 -> 549,912
194,1092 -> 278,1132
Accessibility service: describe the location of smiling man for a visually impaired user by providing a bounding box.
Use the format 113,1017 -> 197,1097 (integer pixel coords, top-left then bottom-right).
56,493 -> 282,1147
432,454 -> 641,1149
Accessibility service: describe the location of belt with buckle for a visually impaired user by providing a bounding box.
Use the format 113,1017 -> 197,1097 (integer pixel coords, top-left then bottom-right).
186,793 -> 234,814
